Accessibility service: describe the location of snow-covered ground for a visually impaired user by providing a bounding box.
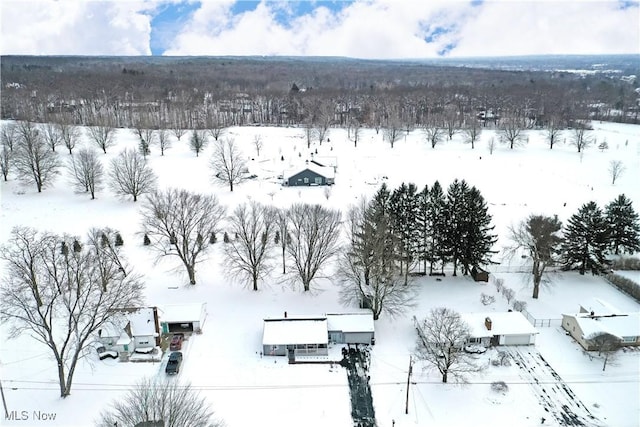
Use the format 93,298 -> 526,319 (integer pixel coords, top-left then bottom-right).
1,121 -> 639,427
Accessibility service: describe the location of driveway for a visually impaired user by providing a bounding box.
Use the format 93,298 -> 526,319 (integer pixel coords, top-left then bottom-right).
507,347 -> 603,426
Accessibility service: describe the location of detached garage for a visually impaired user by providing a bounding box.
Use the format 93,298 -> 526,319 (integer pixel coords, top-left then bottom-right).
461,312 -> 538,346
327,312 -> 375,345
159,303 -> 207,333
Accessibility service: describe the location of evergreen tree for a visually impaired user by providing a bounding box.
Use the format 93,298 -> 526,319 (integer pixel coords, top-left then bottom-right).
562,201 -> 610,275
415,184 -> 429,274
114,232 -> 124,247
389,182 -> 420,284
459,186 -> 497,274
605,194 -> 640,255
427,181 -> 449,275
445,179 -> 470,276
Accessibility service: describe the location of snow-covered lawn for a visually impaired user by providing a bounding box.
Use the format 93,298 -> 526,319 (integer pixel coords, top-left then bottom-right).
1,121 -> 639,426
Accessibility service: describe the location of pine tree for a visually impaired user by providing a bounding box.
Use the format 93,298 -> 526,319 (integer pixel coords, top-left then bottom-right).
143,234 -> 151,246
459,186 -> 497,274
562,201 -> 610,275
427,181 -> 449,275
445,179 -> 470,276
389,182 -> 420,284
605,194 -> 640,255
114,232 -> 124,247
415,184 -> 429,274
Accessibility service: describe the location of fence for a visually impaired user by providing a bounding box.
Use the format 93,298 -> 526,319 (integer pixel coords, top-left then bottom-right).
521,309 -> 561,328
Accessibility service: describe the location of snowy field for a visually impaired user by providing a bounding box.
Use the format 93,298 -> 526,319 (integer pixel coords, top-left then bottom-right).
1,120 -> 639,427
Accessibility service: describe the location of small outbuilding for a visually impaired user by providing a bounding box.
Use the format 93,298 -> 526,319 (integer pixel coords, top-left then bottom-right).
327,312 -> 375,345
262,316 -> 329,356
471,266 -> 489,282
159,303 -> 207,334
461,312 -> 538,346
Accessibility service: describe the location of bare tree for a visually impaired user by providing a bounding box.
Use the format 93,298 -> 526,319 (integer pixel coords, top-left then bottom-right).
141,188 -> 226,285
253,134 -> 263,157
0,144 -> 12,181
109,148 -> 157,202
190,129 -> 207,157
545,117 -> 563,149
207,115 -> 227,142
586,332 -> 621,372
42,122 -> 62,152
570,124 -> 594,153
462,117 -> 482,149
210,137 -> 247,192
487,137 -> 496,155
87,123 -> 116,154
1,121 -> 18,151
286,203 -> 342,291
304,120 -> 316,149
14,120 -> 61,192
348,119 -> 362,148
498,116 -> 526,149
275,208 -> 290,274
170,113 -> 187,141
414,308 -> 482,383
383,121 -> 402,149
224,202 -> 274,291
422,122 -> 445,149
314,101 -> 332,145
156,128 -> 171,156
505,215 -> 563,299
97,377 -> 222,427
57,122 -> 81,155
67,147 -> 104,199
134,122 -> 155,158
0,226 -> 144,397
608,160 -> 625,185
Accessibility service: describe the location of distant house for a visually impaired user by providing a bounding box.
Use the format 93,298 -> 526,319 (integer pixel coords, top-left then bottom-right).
262,316 -> 329,356
327,312 -> 375,345
98,307 -> 160,355
283,163 -> 334,186
460,312 -> 538,346
159,303 -> 207,334
562,301 -> 640,350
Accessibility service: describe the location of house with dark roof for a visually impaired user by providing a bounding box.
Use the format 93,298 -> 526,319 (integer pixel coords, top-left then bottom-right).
283,163 -> 334,186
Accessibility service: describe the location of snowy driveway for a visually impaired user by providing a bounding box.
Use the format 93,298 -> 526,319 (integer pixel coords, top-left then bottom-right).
507,347 -> 603,427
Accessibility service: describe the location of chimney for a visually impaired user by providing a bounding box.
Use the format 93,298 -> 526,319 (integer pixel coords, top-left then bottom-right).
284,311 -> 287,318
485,317 -> 492,331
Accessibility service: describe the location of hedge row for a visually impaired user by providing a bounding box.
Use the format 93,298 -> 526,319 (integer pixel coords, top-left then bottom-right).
604,273 -> 640,303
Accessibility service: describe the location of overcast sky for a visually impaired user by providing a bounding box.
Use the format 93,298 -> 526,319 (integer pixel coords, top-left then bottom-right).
1,0 -> 638,58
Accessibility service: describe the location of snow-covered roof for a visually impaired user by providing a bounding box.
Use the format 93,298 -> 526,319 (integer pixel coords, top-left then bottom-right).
100,322 -> 125,338
578,298 -> 621,316
284,163 -> 335,179
569,312 -> 640,339
262,318 -> 328,345
460,312 -> 538,338
159,303 -> 206,323
116,332 -> 132,346
128,307 -> 158,337
326,312 -> 374,333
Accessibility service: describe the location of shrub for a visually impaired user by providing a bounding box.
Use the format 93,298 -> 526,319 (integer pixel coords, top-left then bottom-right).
491,381 -> 509,393
143,234 -> 150,246
502,287 -> 515,304
512,300 -> 527,312
480,293 -> 496,306
610,256 -> 640,270
209,232 -> 217,244
223,232 -> 230,243
114,232 -> 124,246
605,273 -> 640,303
73,239 -> 82,253
495,278 -> 504,293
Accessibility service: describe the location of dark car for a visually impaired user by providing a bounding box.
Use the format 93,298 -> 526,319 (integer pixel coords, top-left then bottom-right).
165,352 -> 183,375
96,345 -> 118,360
169,333 -> 184,351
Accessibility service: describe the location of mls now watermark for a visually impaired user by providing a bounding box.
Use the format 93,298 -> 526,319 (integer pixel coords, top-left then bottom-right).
6,410 -> 57,421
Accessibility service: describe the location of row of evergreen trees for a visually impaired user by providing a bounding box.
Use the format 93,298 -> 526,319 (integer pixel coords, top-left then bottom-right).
356,179 -> 497,283
563,194 -> 640,275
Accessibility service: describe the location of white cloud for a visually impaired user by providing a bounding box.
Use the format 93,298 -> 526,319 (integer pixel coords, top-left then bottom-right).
0,0 -> 154,55
1,0 -> 637,57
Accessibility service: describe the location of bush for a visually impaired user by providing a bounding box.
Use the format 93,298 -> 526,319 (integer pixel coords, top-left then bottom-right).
495,278 -> 504,293
114,233 -> 124,246
491,381 -> 509,393
610,256 -> 640,270
223,232 -> 230,243
605,273 -> 640,303
480,293 -> 496,306
209,232 -> 217,244
73,239 -> 82,253
512,300 -> 527,312
143,234 -> 150,246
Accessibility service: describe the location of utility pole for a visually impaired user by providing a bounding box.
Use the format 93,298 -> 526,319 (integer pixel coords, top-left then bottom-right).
405,355 -> 413,414
0,376 -> 8,419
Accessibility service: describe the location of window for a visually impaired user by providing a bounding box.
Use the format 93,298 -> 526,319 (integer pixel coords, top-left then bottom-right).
314,177 -> 322,184
303,177 -> 309,184
622,336 -> 636,343
138,340 -> 149,345
468,337 -> 481,344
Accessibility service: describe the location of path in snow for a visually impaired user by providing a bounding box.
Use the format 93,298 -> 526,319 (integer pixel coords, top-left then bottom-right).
340,346 -> 376,427
507,347 -> 602,427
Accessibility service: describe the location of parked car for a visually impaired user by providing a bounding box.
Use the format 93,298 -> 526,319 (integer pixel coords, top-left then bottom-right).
169,333 -> 184,351
464,344 -> 487,354
165,352 -> 183,375
96,345 -> 118,360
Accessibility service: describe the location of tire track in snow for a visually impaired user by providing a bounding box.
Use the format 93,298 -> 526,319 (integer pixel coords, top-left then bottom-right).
507,347 -> 602,426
